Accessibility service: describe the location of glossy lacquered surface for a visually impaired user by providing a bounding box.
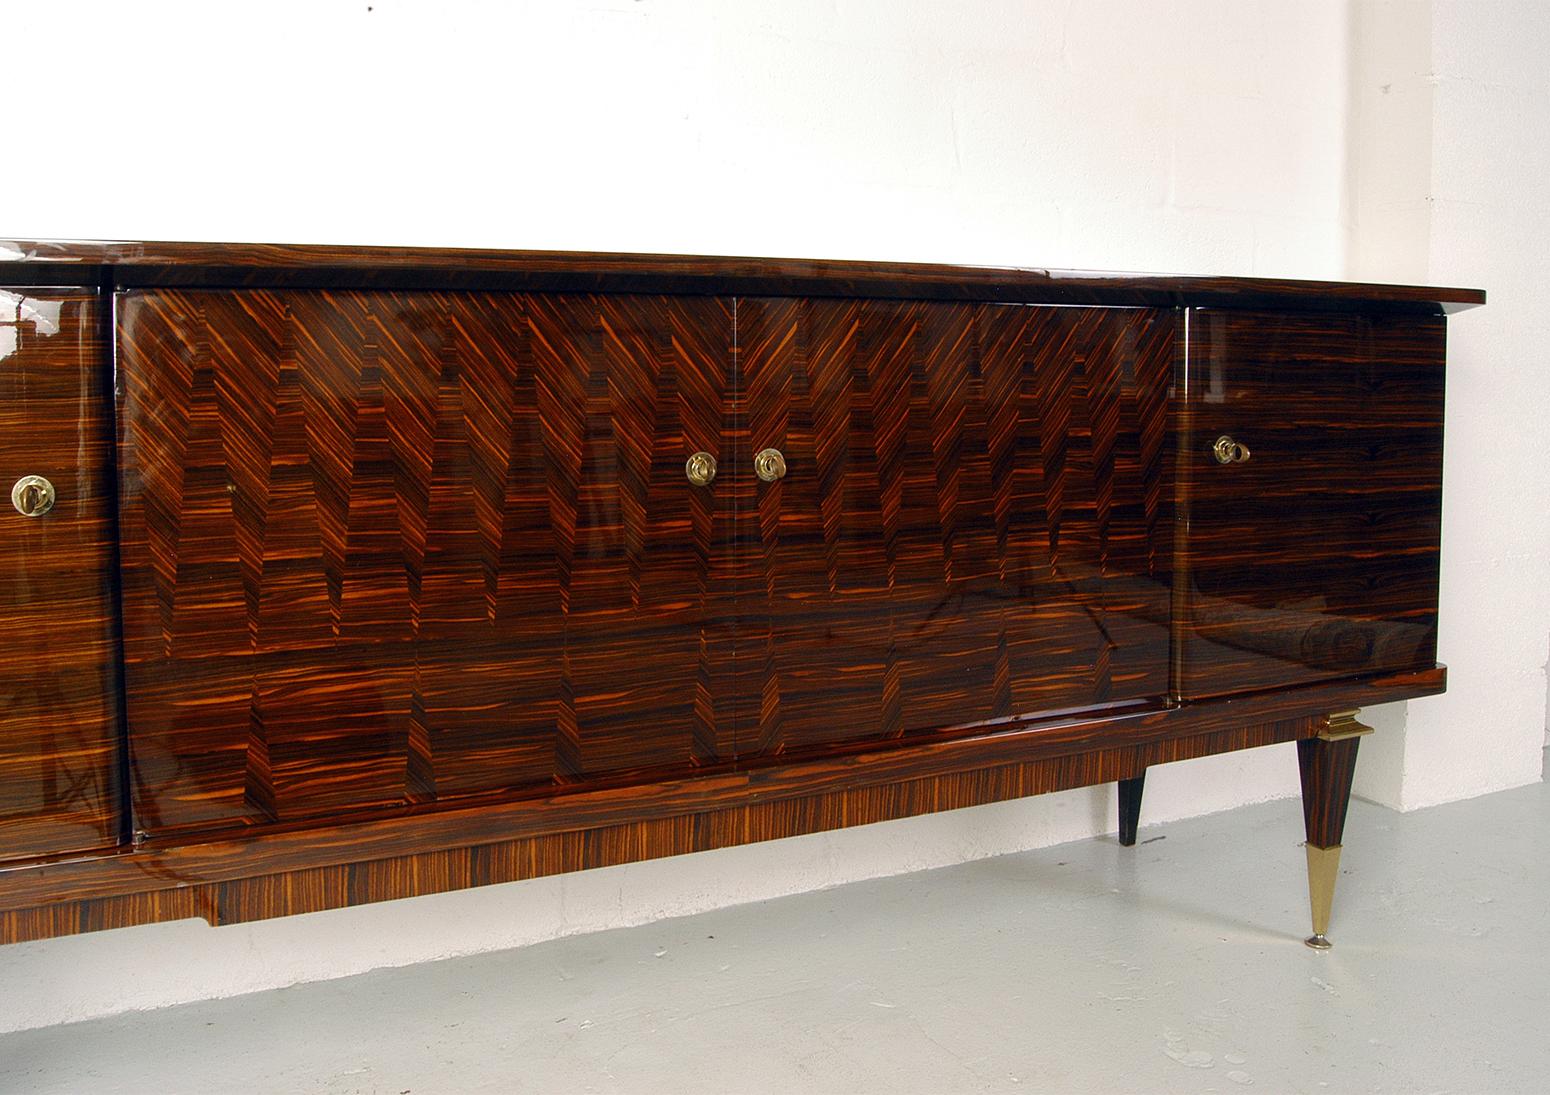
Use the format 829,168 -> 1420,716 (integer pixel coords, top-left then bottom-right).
1175,309 -> 1445,697
0,239 -> 1485,314
0,242 -> 1467,947
0,287 -> 122,861
735,299 -> 1173,753
0,664 -> 1445,942
1,716 -> 1317,943
114,290 -> 1176,838
1300,734 -> 1361,849
117,290 -> 738,838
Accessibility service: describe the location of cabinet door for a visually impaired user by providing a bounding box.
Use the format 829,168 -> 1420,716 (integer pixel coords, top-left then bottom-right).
0,287 -> 122,861
1176,308 -> 1444,699
117,290 -> 737,838
734,298 -> 1173,757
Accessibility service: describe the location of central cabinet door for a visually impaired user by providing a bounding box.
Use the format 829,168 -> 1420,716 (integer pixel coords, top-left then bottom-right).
117,290 -> 738,838
732,299 -> 1175,756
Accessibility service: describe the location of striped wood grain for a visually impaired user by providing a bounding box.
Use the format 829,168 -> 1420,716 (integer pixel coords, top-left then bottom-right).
1177,309 -> 1445,697
117,290 -> 737,838
0,716 -> 1315,943
735,299 -> 1174,755
0,287 -> 122,863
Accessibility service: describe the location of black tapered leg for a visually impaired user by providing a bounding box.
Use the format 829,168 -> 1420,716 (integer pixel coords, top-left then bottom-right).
1297,713 -> 1369,948
1117,772 -> 1146,846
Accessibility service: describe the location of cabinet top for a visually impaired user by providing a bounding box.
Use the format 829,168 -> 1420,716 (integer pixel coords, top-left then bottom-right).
0,238 -> 1485,314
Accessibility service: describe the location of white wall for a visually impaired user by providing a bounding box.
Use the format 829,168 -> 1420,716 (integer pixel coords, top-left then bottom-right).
5,0 -> 1350,271
1345,0 -> 1550,809
0,0 -> 1542,1032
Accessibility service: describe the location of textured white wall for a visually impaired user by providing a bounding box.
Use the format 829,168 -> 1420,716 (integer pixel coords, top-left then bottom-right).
1346,0 -> 1550,810
0,0 -> 1539,1033
1402,0 -> 1550,804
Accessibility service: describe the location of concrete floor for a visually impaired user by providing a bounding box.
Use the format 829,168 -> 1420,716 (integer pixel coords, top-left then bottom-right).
2,768 -> 1546,1095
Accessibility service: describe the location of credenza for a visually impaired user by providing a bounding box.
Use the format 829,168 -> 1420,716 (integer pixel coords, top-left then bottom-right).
0,240 -> 1481,949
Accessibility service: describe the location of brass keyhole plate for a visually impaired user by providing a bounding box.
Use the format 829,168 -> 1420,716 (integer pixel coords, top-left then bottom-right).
685,451 -> 717,487
754,448 -> 787,482
1212,436 -> 1251,465
11,474 -> 57,518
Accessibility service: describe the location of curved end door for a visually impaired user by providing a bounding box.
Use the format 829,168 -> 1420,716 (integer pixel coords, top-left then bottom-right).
1174,308 -> 1445,699
0,287 -> 122,861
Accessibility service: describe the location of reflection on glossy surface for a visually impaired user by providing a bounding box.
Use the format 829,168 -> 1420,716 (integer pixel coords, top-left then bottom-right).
0,288 -> 122,861
116,290 -> 737,839
108,287 -> 1449,848
115,291 -> 1183,841
1177,308 -> 1445,698
0,240 -> 1469,946
734,299 -> 1176,755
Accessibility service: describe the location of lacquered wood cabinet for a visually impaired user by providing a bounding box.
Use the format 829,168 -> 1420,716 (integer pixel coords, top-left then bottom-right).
0,241 -> 1481,949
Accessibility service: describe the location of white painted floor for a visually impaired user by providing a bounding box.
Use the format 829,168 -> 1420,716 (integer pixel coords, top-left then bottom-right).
2,763 -> 1546,1095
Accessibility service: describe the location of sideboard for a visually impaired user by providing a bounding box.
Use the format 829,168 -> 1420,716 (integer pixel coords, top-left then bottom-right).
0,240 -> 1481,949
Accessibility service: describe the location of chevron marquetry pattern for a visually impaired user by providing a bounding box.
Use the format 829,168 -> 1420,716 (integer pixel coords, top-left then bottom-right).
116,291 -> 1173,839
117,290 -> 737,837
735,300 -> 1174,756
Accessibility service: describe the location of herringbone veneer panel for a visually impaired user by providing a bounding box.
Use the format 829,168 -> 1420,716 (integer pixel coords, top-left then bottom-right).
118,291 -> 737,837
735,300 -> 1174,756
117,292 -> 1173,838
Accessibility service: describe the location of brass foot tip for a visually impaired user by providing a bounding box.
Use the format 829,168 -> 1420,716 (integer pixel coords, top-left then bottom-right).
1304,933 -> 1332,950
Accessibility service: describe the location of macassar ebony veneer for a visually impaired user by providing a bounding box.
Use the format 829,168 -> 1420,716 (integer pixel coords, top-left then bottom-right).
0,240 -> 1482,949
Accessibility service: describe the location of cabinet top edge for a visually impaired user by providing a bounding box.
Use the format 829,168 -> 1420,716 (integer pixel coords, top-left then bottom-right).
0,238 -> 1486,313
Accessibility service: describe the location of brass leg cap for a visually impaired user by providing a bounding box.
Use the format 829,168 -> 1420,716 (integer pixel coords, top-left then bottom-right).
1305,843 -> 1343,947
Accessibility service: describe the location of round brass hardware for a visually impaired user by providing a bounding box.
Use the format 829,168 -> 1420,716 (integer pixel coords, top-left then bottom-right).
754,448 -> 787,483
685,451 -> 718,487
1212,435 -> 1251,465
11,475 -> 56,518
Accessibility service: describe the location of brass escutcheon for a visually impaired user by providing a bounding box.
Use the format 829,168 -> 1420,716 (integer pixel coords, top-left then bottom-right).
685,451 -> 717,487
754,448 -> 787,483
11,475 -> 56,518
1213,435 -> 1251,465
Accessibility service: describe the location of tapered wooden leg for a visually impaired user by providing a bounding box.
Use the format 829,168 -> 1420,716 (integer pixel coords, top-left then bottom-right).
1117,772 -> 1146,846
1297,711 -> 1372,949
